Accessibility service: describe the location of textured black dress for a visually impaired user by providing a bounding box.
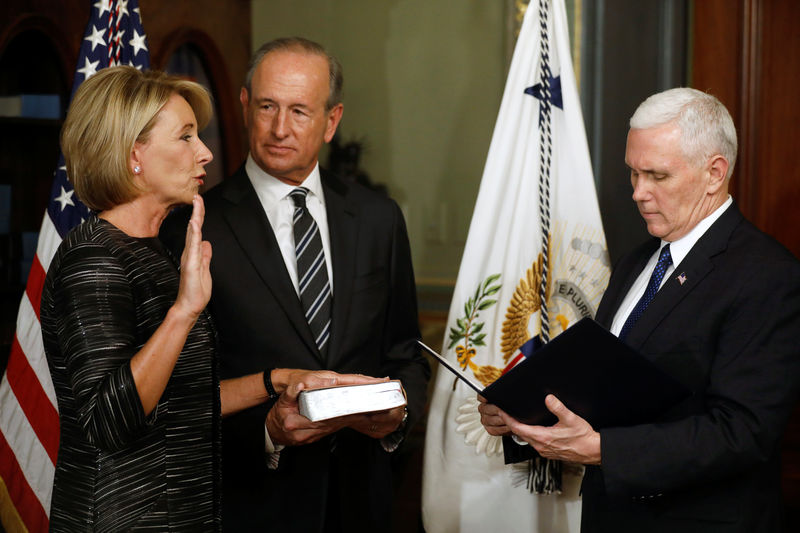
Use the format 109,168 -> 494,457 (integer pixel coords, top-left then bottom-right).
40,216 -> 221,532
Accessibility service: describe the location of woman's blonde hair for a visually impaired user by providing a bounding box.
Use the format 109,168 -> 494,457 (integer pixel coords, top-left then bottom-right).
61,66 -> 212,211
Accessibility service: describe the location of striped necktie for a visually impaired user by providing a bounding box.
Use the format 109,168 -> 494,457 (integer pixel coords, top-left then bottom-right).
618,244 -> 672,341
290,187 -> 332,356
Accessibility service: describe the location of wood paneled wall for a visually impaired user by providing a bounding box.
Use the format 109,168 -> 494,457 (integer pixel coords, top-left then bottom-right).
692,0 -> 800,258
0,0 -> 250,178
692,0 -> 800,515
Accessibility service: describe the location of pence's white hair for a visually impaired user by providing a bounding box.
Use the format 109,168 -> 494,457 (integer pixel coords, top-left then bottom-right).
630,87 -> 738,179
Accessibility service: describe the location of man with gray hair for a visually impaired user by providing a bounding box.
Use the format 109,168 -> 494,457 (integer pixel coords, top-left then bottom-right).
479,88 -> 800,531
164,37 -> 429,532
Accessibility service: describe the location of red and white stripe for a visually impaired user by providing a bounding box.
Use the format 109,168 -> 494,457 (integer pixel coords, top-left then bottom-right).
0,213 -> 62,532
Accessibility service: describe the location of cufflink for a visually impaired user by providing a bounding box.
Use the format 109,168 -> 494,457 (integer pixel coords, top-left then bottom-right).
511,434 -> 529,446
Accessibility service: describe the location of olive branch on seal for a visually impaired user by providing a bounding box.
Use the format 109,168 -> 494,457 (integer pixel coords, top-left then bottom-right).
447,274 -> 501,388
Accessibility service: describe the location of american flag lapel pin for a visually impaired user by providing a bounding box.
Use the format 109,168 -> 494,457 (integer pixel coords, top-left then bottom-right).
677,272 -> 687,285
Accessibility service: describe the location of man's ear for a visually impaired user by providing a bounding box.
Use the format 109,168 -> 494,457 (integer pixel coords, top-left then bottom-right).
240,87 -> 250,128
706,154 -> 729,194
324,103 -> 344,143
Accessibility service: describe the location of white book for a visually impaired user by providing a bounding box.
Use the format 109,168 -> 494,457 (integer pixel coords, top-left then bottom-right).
298,380 -> 406,422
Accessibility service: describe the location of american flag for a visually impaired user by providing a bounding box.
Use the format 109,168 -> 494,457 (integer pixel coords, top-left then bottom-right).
0,2 -> 149,531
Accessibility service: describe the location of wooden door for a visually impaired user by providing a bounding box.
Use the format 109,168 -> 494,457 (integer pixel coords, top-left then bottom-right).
693,0 -> 800,521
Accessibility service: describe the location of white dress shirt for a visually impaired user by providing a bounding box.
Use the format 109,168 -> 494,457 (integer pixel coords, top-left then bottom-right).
245,154 -> 334,295
244,154 -> 335,458
245,155 -> 405,460
610,196 -> 733,336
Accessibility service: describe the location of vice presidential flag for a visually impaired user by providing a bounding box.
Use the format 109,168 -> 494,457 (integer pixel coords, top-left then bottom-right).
0,2 -> 149,531
422,1 -> 610,531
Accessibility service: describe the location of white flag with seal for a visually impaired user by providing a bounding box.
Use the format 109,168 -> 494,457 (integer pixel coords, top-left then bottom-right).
422,0 -> 610,531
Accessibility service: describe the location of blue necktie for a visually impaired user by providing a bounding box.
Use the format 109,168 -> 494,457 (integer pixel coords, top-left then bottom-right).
619,244 -> 672,341
290,188 -> 332,356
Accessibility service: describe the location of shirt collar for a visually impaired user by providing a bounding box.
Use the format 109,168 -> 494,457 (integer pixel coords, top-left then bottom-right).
662,195 -> 732,267
245,154 -> 324,208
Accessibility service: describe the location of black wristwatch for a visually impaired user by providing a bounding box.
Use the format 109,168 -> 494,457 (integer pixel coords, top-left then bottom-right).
262,368 -> 279,406
381,407 -> 409,453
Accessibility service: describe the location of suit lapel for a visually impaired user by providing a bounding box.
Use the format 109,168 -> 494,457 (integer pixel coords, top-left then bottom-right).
219,167 -> 323,363
321,170 -> 357,368
624,203 -> 743,350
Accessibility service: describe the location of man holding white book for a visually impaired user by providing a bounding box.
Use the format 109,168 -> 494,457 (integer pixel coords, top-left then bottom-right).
163,37 -> 429,532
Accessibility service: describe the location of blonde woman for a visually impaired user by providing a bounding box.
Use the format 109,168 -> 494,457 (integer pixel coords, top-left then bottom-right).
43,66 -> 225,531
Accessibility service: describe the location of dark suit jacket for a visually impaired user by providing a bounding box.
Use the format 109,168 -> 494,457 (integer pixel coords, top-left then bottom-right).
578,203 -> 800,532
162,166 -> 429,532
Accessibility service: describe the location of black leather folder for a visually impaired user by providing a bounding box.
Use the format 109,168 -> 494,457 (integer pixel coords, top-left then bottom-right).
419,317 -> 691,429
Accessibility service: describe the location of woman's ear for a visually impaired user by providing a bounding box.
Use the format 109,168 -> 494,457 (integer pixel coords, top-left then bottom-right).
130,144 -> 143,176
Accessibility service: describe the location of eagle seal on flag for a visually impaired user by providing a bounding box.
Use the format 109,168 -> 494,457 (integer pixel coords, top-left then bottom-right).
448,226 -> 609,458
423,1 -> 611,531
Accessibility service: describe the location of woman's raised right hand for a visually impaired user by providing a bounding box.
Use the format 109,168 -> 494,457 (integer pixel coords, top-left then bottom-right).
174,195 -> 212,320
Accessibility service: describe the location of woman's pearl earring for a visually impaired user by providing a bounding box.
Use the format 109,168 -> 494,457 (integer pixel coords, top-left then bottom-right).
133,166 -> 141,174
